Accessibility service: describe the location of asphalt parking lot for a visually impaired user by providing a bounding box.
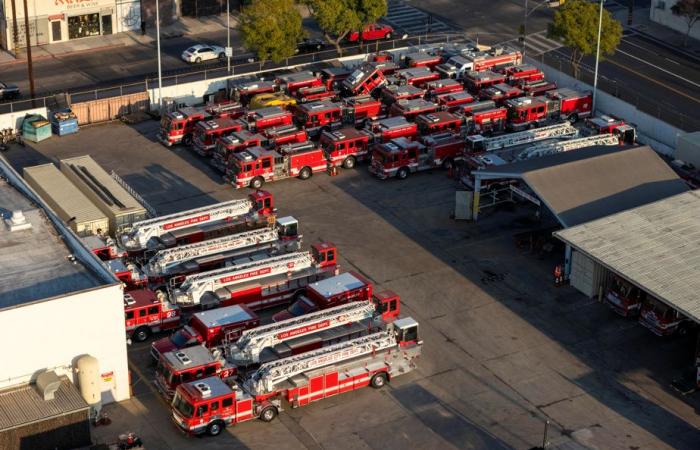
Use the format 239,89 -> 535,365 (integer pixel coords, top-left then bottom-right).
5,120 -> 700,449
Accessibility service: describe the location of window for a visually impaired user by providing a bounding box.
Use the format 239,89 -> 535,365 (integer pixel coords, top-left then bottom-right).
326,249 -> 335,262
264,198 -> 271,209
222,397 -> 233,407
338,142 -> 345,150
197,404 -> 209,417
211,401 -> 219,411
139,309 -> 147,317
262,159 -> 271,168
125,311 -> 134,320
244,164 -> 253,172
182,372 -> 193,382
204,366 -> 217,376
348,141 -> 354,148
390,299 -> 397,312
148,306 -> 159,315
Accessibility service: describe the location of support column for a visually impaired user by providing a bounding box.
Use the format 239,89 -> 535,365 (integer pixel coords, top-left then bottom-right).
564,244 -> 572,278
472,177 -> 482,221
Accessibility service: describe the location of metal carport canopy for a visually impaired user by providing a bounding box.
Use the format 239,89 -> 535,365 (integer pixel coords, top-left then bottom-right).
553,191 -> 700,324
472,145 -> 689,227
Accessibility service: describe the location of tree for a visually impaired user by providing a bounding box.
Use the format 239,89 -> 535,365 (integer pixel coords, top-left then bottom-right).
671,0 -> 700,47
547,0 -> 622,79
304,0 -> 388,55
240,0 -> 304,63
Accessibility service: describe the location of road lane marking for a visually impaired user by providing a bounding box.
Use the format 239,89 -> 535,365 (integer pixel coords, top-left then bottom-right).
615,48 -> 700,89
605,58 -> 700,105
665,58 -> 681,65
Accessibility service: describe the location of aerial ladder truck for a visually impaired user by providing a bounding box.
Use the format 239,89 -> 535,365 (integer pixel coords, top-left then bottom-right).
118,191 -> 274,254
516,133 -> 620,160
465,122 -> 578,153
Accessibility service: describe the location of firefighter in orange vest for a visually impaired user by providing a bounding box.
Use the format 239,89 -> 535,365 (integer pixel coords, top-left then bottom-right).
554,264 -> 563,287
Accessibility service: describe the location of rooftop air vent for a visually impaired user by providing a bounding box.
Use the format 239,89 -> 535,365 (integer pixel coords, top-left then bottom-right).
5,210 -> 32,232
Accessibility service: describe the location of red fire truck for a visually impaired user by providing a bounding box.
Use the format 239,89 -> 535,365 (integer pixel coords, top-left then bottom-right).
479,83 -> 523,104
342,95 -> 384,127
170,243 -> 339,309
369,134 -> 464,179
156,345 -> 223,399
107,259 -> 147,289
342,63 -> 387,96
379,84 -> 425,105
293,101 -> 343,137
193,117 -> 244,157
453,99 -> 497,116
318,67 -> 353,91
402,52 -> 443,69
229,79 -> 277,106
462,107 -> 508,135
435,49 -> 523,79
586,115 -> 637,144
170,314 -> 421,435
151,304 -> 260,362
211,131 -> 267,173
463,70 -> 507,93
276,71 -> 323,95
415,111 -> 463,135
242,106 -> 294,133
227,143 -> 328,189
395,67 -> 441,87
81,235 -> 125,261
502,65 -> 545,84
517,79 -> 558,96
262,125 -> 308,148
424,78 -> 463,99
505,89 -> 591,131
319,128 -> 371,169
365,116 -> 418,143
370,60 -> 399,75
124,289 -> 181,342
272,271 -> 374,321
545,88 -> 593,122
159,107 -> 209,147
389,99 -> 439,121
604,276 -> 646,317
294,85 -> 336,103
436,91 -> 475,111
639,297 -> 695,336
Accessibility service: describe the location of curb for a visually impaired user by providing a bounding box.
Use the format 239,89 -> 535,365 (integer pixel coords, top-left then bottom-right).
0,42 -> 127,68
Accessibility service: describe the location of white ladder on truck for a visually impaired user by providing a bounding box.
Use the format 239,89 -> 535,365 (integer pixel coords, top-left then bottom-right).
229,301 -> 377,364
482,122 -> 578,151
246,330 -> 396,394
516,134 -> 619,160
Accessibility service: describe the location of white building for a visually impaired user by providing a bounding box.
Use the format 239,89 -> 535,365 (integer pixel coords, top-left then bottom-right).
0,155 -> 129,405
650,0 -> 700,41
0,0 -> 142,51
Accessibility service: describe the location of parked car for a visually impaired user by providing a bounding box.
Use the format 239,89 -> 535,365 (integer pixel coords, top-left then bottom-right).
0,82 -> 20,101
347,23 -> 394,42
295,38 -> 325,54
181,44 -> 225,63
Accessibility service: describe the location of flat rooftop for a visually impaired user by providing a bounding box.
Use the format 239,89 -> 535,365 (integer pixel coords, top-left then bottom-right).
0,178 -> 103,310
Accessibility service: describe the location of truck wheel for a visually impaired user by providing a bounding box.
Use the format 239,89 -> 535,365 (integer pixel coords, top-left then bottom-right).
370,372 -> 388,389
182,135 -> 193,146
299,167 -> 312,180
250,177 -> 264,189
342,156 -> 356,169
259,406 -> 278,422
397,167 -> 409,180
133,326 -> 150,343
207,420 -> 225,436
569,113 -> 579,123
442,158 -> 454,170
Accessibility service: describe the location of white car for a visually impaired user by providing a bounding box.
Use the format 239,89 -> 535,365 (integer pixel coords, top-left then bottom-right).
181,44 -> 225,64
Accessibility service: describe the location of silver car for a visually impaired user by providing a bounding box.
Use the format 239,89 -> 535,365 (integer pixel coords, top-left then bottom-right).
181,44 -> 225,63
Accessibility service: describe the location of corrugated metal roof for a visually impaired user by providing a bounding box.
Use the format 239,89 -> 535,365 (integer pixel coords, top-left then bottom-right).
23,163 -> 106,225
0,377 -> 88,431
59,156 -> 145,214
554,191 -> 700,323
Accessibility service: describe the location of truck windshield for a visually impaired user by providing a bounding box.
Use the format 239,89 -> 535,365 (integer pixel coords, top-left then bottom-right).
170,330 -> 190,347
288,297 -> 317,316
374,151 -> 387,164
172,393 -> 195,418
160,117 -> 171,131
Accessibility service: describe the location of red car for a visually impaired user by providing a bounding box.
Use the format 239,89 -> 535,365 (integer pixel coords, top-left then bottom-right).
347,23 -> 394,41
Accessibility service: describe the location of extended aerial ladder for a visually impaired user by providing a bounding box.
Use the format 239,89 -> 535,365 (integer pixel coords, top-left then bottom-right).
171,251 -> 316,306
516,133 -> 619,160
244,330 -> 397,395
228,300 -> 378,364
466,122 -> 578,152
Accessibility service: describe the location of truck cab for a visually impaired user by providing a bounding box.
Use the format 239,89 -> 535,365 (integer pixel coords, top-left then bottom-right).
243,106 -> 294,133
424,78 -> 463,99
369,137 -> 426,180
465,107 -> 508,135
212,130 -> 267,173
342,95 -> 384,127
365,116 -> 418,143
479,83 -> 523,105
276,71 -> 323,95
505,96 -> 549,131
395,67 -> 441,88
293,101 -> 343,137
229,79 -> 277,106
464,70 -> 507,93
415,111 -> 463,135
342,63 -> 387,96
107,259 -> 147,289
586,115 -> 636,144
639,297 -> 694,337
380,84 -> 425,106
320,127 -> 372,169
605,276 -> 645,317
81,234 -> 125,261
262,125 -> 308,148
124,289 -> 181,342
159,106 -> 209,147
319,67 -> 353,91
389,99 -> 439,121
193,117 -> 244,156
155,345 -> 227,399
436,91 -> 475,111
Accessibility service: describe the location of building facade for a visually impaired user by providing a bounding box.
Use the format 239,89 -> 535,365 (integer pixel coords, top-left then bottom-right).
650,0 -> 700,41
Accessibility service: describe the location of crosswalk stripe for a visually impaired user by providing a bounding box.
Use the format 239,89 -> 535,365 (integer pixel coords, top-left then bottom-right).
383,0 -> 456,35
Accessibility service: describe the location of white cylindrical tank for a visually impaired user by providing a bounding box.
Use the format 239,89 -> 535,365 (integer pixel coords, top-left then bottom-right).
76,355 -> 101,416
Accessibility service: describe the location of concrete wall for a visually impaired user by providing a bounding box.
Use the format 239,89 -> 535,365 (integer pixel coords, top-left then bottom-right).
650,1 -> 700,41
0,283 -> 130,404
0,106 -> 48,130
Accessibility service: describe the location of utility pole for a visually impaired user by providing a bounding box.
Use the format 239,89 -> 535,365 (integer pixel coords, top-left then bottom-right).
10,0 -> 19,53
156,0 -> 163,110
226,0 -> 231,73
22,0 -> 35,99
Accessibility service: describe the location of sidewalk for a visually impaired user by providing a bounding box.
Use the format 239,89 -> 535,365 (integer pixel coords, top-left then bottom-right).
0,14 -> 238,66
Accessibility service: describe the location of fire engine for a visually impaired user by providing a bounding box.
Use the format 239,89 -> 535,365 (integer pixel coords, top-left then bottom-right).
81,234 -> 125,261
435,49 -> 523,79
319,128 -> 372,169
603,276 -> 646,317
262,125 -> 308,148
424,78 -> 463,99
465,122 -> 578,153
151,304 -> 260,362
586,115 -> 637,144
118,192 -> 274,254
229,79 -> 277,106
389,98 -> 439,121
342,63 -> 387,96
545,88 -> 593,122
341,95 -> 384,127
370,59 -> 399,75
515,133 -> 619,160
156,345 -> 223,399
211,131 -> 267,173
639,297 -> 694,337
517,79 -> 558,96
242,107 -> 294,133
276,71 -> 323,95
159,106 -> 209,147
193,117 -> 244,156
462,107 -> 508,135
395,67 -> 441,87
436,91 -> 475,111
505,90 -> 592,131
369,134 -> 464,179
415,111 -> 463,135
365,116 -> 418,143
106,259 -> 147,289
380,84 -> 425,105
205,102 -> 246,120
170,313 -> 420,435
501,65 -> 545,84
318,67 -> 353,91
169,243 -> 338,309
294,85 -> 336,103
479,83 -> 523,104
402,52 -> 443,69
453,99 -> 496,116
293,101 -> 343,137
227,143 -> 328,189
463,70 -> 507,93
124,289 -> 181,342
143,217 -> 301,285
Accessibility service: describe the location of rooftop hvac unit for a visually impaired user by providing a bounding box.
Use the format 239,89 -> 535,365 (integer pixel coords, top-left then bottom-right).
175,351 -> 192,365
35,371 -> 61,401
195,382 -> 212,397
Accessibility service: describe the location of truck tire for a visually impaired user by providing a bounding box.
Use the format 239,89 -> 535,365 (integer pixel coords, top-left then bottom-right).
250,177 -> 264,189
342,156 -> 356,169
299,167 -> 312,180
259,406 -> 278,422
397,167 -> 409,180
182,134 -> 193,146
133,326 -> 150,343
442,158 -> 454,170
569,113 -> 579,123
207,420 -> 225,436
370,372 -> 388,389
